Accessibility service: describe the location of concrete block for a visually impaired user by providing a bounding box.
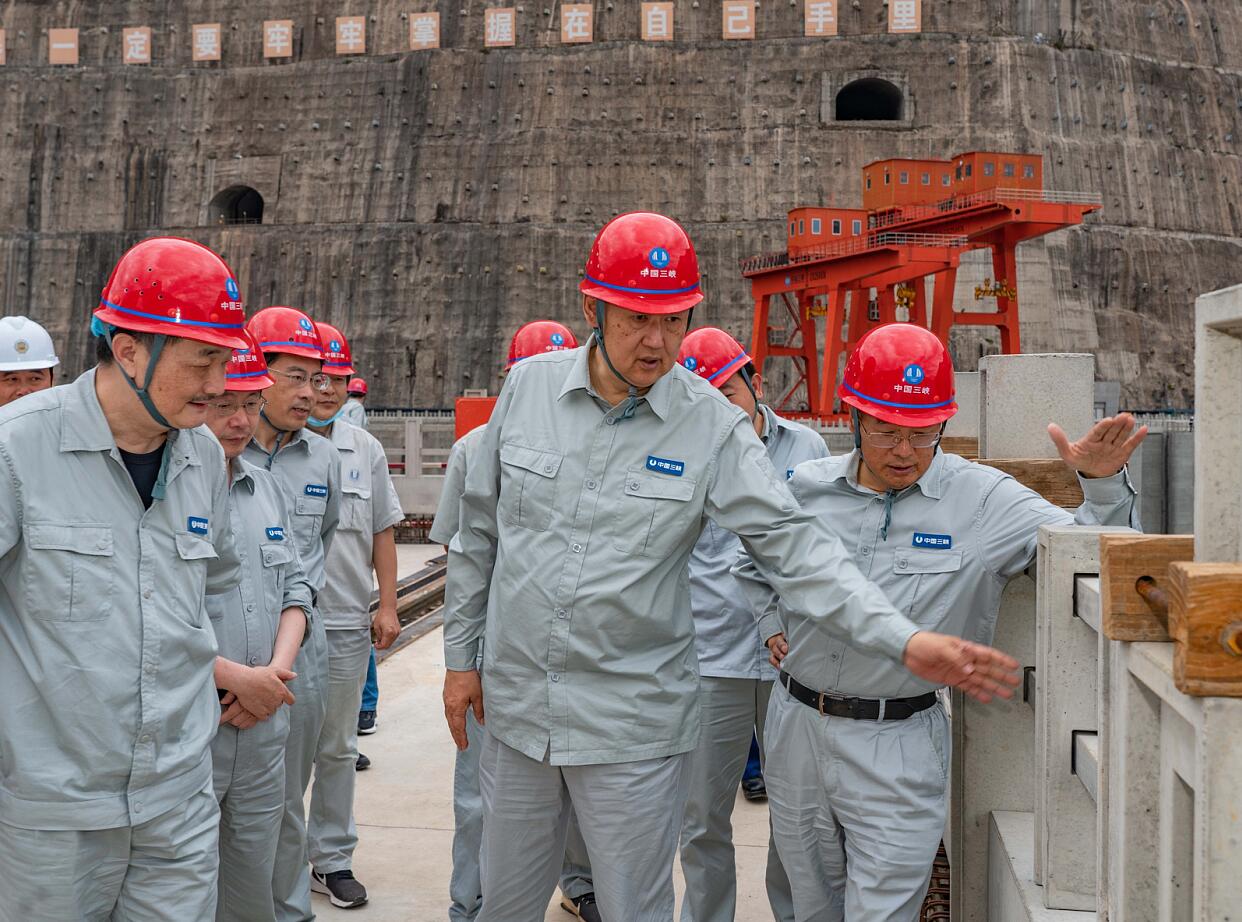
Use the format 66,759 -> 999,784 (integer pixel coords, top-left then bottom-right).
1094,381 -> 1121,418
1165,430 -> 1195,536
945,371 -> 980,438
987,812 -> 1096,922
951,575 -> 1038,922
1035,525 -> 1135,910
979,354 -> 1095,459
1193,285 -> 1242,562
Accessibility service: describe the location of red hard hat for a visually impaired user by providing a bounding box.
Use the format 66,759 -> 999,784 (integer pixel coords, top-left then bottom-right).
838,323 -> 957,427
314,321 -> 356,377
579,212 -> 703,315
225,329 -> 274,392
677,327 -> 752,389
246,306 -> 324,360
347,376 -> 368,396
95,237 -> 249,350
507,321 -> 579,368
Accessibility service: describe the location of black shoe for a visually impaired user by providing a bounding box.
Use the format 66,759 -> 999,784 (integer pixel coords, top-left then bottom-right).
560,892 -> 602,922
355,752 -> 371,771
311,869 -> 369,908
358,709 -> 378,735
741,776 -> 767,802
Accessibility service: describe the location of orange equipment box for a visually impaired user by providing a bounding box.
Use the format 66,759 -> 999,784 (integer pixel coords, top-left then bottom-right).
454,395 -> 498,441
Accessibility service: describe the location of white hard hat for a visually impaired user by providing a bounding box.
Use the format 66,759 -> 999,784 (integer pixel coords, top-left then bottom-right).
0,316 -> 60,372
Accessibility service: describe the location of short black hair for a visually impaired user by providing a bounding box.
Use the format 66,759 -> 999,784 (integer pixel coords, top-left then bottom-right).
95,328 -> 155,364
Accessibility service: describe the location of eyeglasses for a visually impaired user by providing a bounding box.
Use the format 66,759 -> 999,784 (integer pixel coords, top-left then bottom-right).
208,396 -> 266,418
859,423 -> 942,450
269,368 -> 333,392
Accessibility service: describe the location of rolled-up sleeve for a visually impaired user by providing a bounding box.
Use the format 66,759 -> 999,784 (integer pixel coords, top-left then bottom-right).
442,384 -> 512,670
708,418 -> 920,664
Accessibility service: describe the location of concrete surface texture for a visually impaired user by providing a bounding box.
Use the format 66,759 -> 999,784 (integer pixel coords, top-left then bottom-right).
1,2 -> 1239,410
343,621 -> 778,922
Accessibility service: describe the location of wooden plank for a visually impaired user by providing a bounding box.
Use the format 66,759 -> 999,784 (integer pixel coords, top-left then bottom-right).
941,436 -> 979,459
1099,534 -> 1194,642
1167,562 -> 1242,697
977,458 -> 1084,509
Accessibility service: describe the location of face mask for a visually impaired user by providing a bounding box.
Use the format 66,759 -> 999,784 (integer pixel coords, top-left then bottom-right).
308,406 -> 346,428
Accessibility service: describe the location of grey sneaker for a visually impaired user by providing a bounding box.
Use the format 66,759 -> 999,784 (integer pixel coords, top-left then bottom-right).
311,869 -> 368,908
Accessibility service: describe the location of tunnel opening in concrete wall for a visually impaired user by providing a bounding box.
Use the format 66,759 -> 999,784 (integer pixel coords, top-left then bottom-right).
834,78 -> 904,121
208,185 -> 264,225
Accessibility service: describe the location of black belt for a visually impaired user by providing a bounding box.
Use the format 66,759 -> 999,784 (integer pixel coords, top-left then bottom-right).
779,671 -> 937,721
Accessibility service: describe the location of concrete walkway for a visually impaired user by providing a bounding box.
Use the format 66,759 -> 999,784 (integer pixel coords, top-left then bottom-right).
330,552 -> 778,921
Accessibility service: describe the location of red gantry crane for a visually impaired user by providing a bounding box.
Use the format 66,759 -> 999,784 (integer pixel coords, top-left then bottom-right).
741,152 -> 1102,423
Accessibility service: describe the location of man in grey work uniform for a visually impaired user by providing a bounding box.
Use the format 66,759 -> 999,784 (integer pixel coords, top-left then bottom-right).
737,323 -> 1146,922
243,306 -> 342,922
208,331 -> 314,922
432,321 -> 601,922
305,321 -> 403,909
0,237 -> 247,920
674,328 -> 828,922
441,212 -> 1021,922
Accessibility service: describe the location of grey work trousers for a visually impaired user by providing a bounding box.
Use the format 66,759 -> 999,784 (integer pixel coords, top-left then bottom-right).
450,710 -> 595,921
307,627 -> 373,875
679,676 -> 793,922
476,729 -> 691,922
763,682 -> 949,922
0,781 -> 220,922
213,709 -> 291,922
273,612 -> 330,922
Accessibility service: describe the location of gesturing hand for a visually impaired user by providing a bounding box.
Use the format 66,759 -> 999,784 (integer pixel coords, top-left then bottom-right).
443,669 -> 485,751
1048,413 -> 1147,479
903,632 -> 1021,703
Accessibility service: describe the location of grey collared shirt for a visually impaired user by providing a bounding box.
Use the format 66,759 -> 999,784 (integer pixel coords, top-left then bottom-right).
735,449 -> 1139,700
243,427 -> 341,595
318,422 -> 405,630
443,341 -> 920,766
428,425 -> 485,546
0,369 -> 241,830
687,404 -> 830,680
208,459 -> 313,668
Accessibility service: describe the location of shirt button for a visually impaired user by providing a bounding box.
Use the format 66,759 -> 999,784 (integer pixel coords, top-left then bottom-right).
142,589 -> 153,599
556,608 -> 568,619
246,604 -> 255,613
899,559 -> 909,569
605,418 -> 615,426
544,464 -> 554,474
831,653 -> 839,661
133,802 -> 143,814
861,547 -> 871,556
249,656 -> 259,665
627,482 -> 638,492
586,479 -> 596,490
140,734 -> 150,743
571,543 -> 583,554
96,541 -> 108,551
549,672 -> 560,683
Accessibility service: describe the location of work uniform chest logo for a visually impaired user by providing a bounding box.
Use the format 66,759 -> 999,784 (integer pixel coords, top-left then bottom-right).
187,516 -> 210,536
266,526 -> 286,541
912,532 -> 952,549
304,483 -> 329,498
903,364 -> 926,386
349,468 -> 361,481
646,455 -> 685,476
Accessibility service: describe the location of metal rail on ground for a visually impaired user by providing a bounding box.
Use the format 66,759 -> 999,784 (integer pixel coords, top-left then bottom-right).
369,554 -> 447,663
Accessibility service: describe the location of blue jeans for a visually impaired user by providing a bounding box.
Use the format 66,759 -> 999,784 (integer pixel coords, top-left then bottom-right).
742,733 -> 762,783
360,646 -> 378,712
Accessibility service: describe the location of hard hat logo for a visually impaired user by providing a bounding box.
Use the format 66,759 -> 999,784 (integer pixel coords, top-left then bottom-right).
13,340 -> 28,354
225,277 -> 240,301
648,247 -> 671,269
903,364 -> 926,386
299,317 -> 314,333
682,356 -> 698,371
330,340 -> 342,352
550,332 -> 565,346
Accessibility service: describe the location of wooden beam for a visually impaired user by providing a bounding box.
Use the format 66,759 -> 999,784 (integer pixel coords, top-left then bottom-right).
940,436 -> 978,460
977,458 -> 1083,509
1099,534 -> 1195,642
1167,562 -> 1242,697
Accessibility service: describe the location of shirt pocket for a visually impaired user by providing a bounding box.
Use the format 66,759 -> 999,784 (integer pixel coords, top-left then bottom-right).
612,468 -> 698,558
294,495 -> 328,545
498,442 -> 563,533
339,485 -> 372,533
889,548 -> 964,625
260,542 -> 296,614
22,523 -> 115,622
175,532 -> 220,628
